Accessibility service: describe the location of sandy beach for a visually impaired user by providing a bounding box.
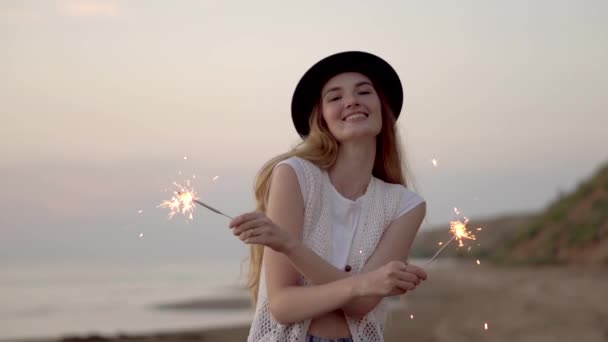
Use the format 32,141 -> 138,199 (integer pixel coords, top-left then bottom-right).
386,260 -> 608,342
22,260 -> 607,342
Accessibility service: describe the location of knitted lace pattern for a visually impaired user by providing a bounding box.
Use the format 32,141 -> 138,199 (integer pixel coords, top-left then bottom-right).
248,157 -> 409,342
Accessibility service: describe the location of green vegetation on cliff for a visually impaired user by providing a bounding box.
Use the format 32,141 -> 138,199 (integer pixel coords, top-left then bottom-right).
411,162 -> 608,266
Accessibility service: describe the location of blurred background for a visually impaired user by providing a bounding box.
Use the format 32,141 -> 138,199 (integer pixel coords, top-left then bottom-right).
1,1 -> 606,341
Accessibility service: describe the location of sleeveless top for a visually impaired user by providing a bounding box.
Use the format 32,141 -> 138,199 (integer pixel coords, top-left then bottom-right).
247,157 -> 425,342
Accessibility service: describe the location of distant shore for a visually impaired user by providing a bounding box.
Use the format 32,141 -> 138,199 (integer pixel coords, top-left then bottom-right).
10,259 -> 608,342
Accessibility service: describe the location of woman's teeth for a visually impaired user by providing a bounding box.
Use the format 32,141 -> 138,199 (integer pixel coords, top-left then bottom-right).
344,113 -> 367,121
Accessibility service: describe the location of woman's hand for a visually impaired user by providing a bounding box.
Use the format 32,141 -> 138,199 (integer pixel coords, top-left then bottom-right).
353,260 -> 427,297
229,211 -> 298,254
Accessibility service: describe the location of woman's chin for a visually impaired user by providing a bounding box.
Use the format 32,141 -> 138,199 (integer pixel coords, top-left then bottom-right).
337,129 -> 379,143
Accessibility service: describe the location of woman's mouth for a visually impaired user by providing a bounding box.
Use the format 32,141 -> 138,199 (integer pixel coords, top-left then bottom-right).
343,112 -> 368,121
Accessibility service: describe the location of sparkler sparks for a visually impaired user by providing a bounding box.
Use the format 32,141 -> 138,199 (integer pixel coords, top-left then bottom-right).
158,180 -> 197,220
158,176 -> 232,220
450,218 -> 477,247
426,216 -> 479,265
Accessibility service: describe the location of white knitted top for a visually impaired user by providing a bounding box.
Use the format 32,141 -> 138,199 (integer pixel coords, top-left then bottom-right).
248,157 -> 424,342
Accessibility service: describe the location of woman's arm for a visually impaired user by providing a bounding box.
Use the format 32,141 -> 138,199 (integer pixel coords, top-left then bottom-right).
261,164 -> 359,324
282,200 -> 426,318
267,165 -> 426,318
338,203 -> 426,318
231,165 -> 425,321
264,247 -> 360,324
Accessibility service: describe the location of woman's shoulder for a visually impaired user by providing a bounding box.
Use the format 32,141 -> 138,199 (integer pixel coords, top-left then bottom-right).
274,157 -> 323,204
371,179 -> 425,221
277,156 -> 320,173
399,184 -> 425,204
374,178 -> 425,204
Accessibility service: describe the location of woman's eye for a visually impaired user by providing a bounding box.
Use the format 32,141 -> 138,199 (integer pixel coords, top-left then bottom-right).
359,91 -> 372,95
329,96 -> 341,102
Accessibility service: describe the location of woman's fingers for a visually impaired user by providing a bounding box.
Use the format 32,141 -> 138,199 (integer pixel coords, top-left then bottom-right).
243,234 -> 271,245
239,225 -> 268,241
239,227 -> 261,241
232,217 -> 267,236
229,212 -> 289,253
229,212 -> 261,228
394,279 -> 416,292
396,270 -> 420,285
405,264 -> 428,280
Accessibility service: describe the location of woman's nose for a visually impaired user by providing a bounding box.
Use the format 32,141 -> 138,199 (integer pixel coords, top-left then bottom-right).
343,93 -> 360,108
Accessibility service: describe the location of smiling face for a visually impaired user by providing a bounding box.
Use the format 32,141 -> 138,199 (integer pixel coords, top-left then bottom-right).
320,72 -> 383,143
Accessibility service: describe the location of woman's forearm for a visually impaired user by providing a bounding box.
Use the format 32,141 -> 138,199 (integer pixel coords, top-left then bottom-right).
269,276 -> 357,324
285,241 -> 383,317
285,240 -> 349,284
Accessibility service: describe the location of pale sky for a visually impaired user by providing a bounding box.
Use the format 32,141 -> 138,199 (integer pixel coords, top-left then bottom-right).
1,0 -> 607,263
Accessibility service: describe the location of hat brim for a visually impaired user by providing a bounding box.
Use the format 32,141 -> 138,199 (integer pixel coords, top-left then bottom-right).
291,51 -> 403,138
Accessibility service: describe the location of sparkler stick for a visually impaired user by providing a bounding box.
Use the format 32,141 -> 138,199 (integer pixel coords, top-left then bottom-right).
192,199 -> 233,219
425,236 -> 455,266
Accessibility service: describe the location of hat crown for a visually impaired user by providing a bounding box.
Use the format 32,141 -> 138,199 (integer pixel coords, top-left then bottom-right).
291,51 -> 403,137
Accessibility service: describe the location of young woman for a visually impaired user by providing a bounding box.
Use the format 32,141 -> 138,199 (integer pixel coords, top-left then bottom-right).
229,51 -> 428,342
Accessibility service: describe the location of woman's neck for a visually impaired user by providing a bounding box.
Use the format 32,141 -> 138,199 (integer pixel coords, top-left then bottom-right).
328,137 -> 376,200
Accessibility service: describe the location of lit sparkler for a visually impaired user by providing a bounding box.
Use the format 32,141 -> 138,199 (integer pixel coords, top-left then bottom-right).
158,180 -> 197,220
158,178 -> 233,220
450,218 -> 477,247
426,218 -> 478,265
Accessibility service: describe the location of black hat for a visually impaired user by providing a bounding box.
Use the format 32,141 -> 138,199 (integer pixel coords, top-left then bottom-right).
291,51 -> 403,137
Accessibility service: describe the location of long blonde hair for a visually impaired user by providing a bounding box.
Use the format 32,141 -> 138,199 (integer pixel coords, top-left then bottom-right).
246,90 -> 409,305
